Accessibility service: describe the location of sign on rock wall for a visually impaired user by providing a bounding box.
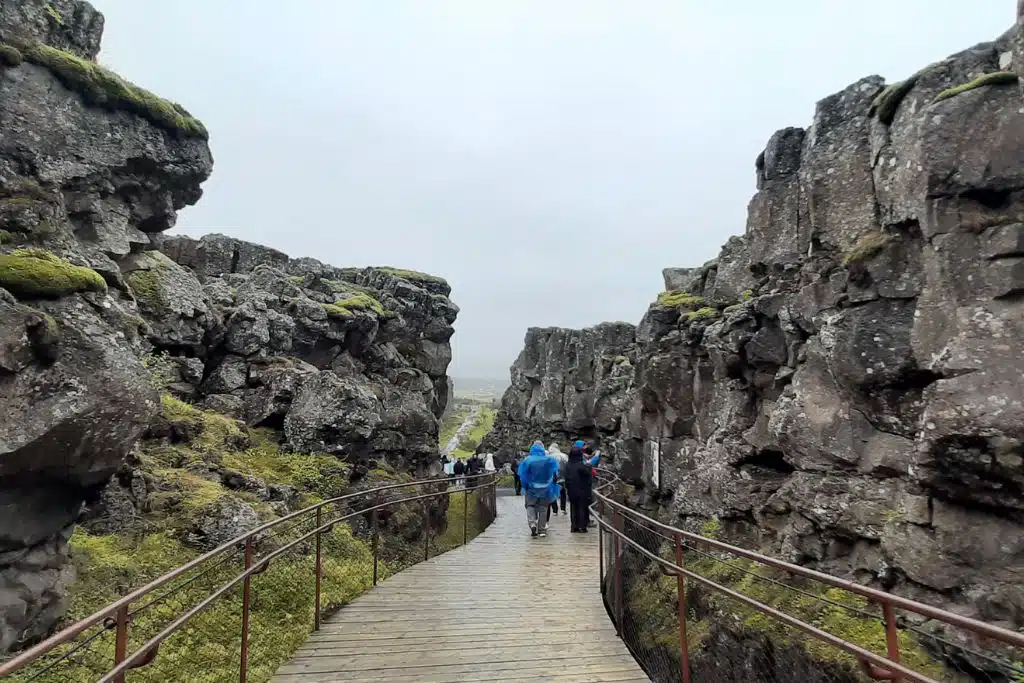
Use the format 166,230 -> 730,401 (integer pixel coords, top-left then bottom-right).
644,439 -> 660,490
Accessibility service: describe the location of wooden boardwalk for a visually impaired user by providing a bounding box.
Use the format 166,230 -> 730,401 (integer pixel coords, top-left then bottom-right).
272,492 -> 650,683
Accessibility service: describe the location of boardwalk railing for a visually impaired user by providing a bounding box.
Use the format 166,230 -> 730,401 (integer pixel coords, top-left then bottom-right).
0,473 -> 498,683
593,470 -> 1024,683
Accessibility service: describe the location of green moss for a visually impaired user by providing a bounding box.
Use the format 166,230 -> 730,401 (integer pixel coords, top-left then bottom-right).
44,4 -> 64,25
0,44 -> 23,67
0,230 -> 11,245
322,292 -> 385,319
655,290 -> 705,309
613,355 -> 629,364
685,556 -> 948,678
934,71 -> 1019,104
126,263 -> 168,313
870,77 -> 919,125
686,306 -> 720,322
741,289 -> 754,301
842,231 -> 892,266
723,304 -> 743,314
221,430 -> 345,501
700,519 -> 721,538
376,267 -> 447,286
320,302 -> 354,319
286,275 -> 305,285
0,249 -> 106,298
14,42 -> 208,140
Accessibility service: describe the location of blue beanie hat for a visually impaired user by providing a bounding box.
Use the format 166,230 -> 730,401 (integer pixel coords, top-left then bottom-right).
574,440 -> 584,448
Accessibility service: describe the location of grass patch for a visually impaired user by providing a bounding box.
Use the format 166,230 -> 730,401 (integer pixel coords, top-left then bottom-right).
375,267 -> 447,286
934,71 -> 1019,104
0,44 -> 23,67
0,248 -> 106,298
655,291 -> 705,309
624,550 -> 952,680
11,42 -> 208,140
686,307 -> 720,322
842,231 -> 892,266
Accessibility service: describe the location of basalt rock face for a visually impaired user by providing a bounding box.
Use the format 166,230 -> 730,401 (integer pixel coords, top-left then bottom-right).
0,0 -> 212,653
490,21 -> 1024,628
0,1 -> 456,655
480,322 -> 637,466
153,232 -> 459,472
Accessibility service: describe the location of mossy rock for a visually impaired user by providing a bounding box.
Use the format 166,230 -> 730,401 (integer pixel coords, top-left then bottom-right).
934,71 -> 1019,104
870,77 -> 919,126
0,248 -> 107,298
10,42 -> 208,140
126,267 -> 166,313
687,307 -> 720,322
0,230 -> 12,245
655,290 -> 705,309
376,267 -> 447,286
0,44 -> 23,68
842,231 -> 891,266
322,292 -> 386,319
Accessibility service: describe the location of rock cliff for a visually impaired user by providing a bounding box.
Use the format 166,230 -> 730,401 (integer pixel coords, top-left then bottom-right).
0,1 -> 455,653
486,15 -> 1024,627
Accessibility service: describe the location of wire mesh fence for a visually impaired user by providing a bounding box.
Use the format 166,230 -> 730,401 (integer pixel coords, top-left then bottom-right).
595,481 -> 1024,683
1,473 -> 498,683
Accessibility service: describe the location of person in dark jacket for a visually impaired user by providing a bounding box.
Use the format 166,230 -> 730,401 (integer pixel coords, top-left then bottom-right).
512,455 -> 523,495
453,458 -> 466,487
565,445 -> 594,532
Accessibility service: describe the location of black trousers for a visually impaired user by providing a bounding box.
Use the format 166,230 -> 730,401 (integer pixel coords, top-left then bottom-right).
513,473 -> 521,495
569,495 -> 589,530
550,485 -> 567,513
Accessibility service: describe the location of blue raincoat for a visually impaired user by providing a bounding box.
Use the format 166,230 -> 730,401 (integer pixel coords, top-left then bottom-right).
517,444 -> 559,501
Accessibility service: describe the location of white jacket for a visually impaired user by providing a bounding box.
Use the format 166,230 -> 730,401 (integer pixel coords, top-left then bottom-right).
546,444 -> 568,480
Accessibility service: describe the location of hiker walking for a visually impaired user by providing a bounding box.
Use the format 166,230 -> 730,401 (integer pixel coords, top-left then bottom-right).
566,446 -> 594,532
546,443 -> 569,516
517,441 -> 559,538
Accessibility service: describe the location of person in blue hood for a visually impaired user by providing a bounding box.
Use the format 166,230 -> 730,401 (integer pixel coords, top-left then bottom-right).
517,440 -> 559,538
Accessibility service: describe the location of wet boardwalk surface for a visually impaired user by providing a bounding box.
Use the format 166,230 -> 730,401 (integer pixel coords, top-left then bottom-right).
272,492 -> 649,682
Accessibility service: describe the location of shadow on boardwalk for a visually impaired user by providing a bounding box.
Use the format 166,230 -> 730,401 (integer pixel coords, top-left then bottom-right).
272,492 -> 650,682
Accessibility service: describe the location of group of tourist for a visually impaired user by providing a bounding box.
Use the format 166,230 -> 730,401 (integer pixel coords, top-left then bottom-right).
440,453 -> 491,487
513,441 -> 601,537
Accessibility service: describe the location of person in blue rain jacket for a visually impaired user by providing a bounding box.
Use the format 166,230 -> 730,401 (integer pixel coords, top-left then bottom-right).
517,441 -> 559,538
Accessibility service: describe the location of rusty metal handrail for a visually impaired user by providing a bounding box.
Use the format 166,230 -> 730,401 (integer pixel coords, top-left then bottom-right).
593,473 -> 1024,683
0,471 -> 499,680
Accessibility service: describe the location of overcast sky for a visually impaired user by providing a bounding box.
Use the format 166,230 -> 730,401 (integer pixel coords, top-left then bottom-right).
93,1 -> 1011,379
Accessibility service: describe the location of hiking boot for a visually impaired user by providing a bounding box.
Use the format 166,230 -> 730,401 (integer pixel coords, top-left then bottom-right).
530,526 -> 538,537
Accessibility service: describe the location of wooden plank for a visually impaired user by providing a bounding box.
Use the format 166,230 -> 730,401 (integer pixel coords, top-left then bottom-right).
271,493 -> 649,682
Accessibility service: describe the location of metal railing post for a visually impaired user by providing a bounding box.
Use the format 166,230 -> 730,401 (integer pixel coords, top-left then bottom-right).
883,602 -> 902,683
371,507 -> 379,586
675,532 -> 692,683
613,508 -> 623,635
240,536 -> 253,683
463,484 -> 469,545
314,507 -> 322,631
598,498 -> 604,591
113,603 -> 129,683
423,499 -> 430,562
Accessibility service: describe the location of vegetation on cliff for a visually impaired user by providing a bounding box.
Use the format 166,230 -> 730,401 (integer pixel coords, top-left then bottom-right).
0,41 -> 208,139
0,248 -> 107,298
934,71 -> 1019,103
